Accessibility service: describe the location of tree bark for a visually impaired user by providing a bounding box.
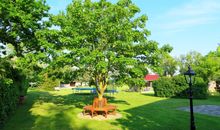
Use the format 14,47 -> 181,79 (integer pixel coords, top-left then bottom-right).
96,75 -> 108,101
97,82 -> 107,100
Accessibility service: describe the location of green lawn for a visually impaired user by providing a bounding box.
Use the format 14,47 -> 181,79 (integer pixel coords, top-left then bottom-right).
3,88 -> 220,130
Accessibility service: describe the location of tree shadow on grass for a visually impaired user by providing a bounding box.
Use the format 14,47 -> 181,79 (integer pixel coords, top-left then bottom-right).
36,92 -> 129,108
3,90 -> 91,130
4,90 -> 220,130
105,96 -> 130,105
110,96 -> 220,130
141,93 -> 155,97
3,89 -> 129,130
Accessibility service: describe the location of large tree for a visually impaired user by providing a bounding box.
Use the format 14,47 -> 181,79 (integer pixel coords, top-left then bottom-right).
0,0 -> 50,57
0,0 -> 50,95
48,0 -> 163,99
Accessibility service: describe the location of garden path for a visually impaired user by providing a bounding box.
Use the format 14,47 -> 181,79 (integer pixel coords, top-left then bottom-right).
178,105 -> 220,117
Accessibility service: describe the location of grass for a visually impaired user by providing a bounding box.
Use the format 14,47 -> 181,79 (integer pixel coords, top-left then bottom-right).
2,88 -> 220,130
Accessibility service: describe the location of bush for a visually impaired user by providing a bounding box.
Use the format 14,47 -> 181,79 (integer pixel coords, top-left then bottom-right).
0,58 -> 30,127
192,77 -> 208,99
11,69 -> 29,96
153,77 -> 175,97
0,59 -> 15,126
127,78 -> 146,92
0,79 -> 18,127
38,73 -> 60,91
153,75 -> 208,99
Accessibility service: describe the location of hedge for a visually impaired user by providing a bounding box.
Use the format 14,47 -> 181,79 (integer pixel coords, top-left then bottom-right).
153,75 -> 208,99
0,59 -> 29,127
0,79 -> 18,127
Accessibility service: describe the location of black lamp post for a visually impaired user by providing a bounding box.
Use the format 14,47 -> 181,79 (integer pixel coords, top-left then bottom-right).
184,65 -> 196,130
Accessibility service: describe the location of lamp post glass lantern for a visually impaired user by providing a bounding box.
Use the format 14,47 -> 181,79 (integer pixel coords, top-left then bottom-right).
184,65 -> 196,130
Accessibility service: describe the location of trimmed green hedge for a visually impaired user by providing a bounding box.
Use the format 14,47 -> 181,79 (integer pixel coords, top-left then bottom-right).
153,75 -> 208,99
0,78 -> 18,127
0,59 -> 29,127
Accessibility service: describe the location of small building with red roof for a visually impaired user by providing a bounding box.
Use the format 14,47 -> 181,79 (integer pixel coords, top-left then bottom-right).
145,74 -> 159,81
144,74 -> 159,88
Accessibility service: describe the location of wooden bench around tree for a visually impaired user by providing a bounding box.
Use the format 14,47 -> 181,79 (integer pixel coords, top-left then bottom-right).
83,97 -> 117,118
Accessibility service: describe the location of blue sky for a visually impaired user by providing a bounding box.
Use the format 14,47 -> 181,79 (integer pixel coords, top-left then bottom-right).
46,0 -> 220,56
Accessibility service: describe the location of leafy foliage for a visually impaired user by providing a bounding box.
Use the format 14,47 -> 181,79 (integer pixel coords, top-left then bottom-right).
177,48 -> 220,83
0,0 -> 50,56
0,78 -> 17,127
0,58 -> 17,127
0,0 -> 50,127
159,44 -> 177,76
38,73 -> 60,91
197,47 -> 220,81
177,51 -> 203,75
39,0 -> 166,98
153,75 -> 208,99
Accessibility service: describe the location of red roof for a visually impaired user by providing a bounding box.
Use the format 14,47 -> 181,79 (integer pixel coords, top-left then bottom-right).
144,74 -> 159,81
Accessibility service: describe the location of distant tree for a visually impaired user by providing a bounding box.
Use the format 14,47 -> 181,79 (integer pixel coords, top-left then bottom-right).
159,44 -> 177,77
177,46 -> 220,83
197,45 -> 220,81
161,44 -> 173,53
177,51 -> 203,74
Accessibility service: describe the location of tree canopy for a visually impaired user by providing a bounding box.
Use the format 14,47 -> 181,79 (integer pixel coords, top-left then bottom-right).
0,0 -> 50,57
39,0 -> 167,98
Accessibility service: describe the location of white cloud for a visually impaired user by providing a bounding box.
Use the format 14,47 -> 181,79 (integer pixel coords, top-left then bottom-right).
162,17 -> 217,30
167,0 -> 220,17
156,0 -> 220,32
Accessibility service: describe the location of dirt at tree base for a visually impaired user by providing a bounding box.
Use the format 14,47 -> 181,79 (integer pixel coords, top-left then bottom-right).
77,112 -> 122,121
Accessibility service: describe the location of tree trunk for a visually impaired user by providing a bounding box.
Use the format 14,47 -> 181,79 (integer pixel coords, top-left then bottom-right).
94,74 -> 108,101
97,84 -> 107,100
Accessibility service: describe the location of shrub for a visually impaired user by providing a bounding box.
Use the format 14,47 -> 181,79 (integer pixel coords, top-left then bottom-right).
0,58 -> 30,127
153,77 -> 175,97
11,69 -> 29,96
153,75 -> 208,99
127,78 -> 146,92
0,79 -> 18,128
38,73 -> 60,91
192,77 -> 208,99
0,59 -> 15,126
